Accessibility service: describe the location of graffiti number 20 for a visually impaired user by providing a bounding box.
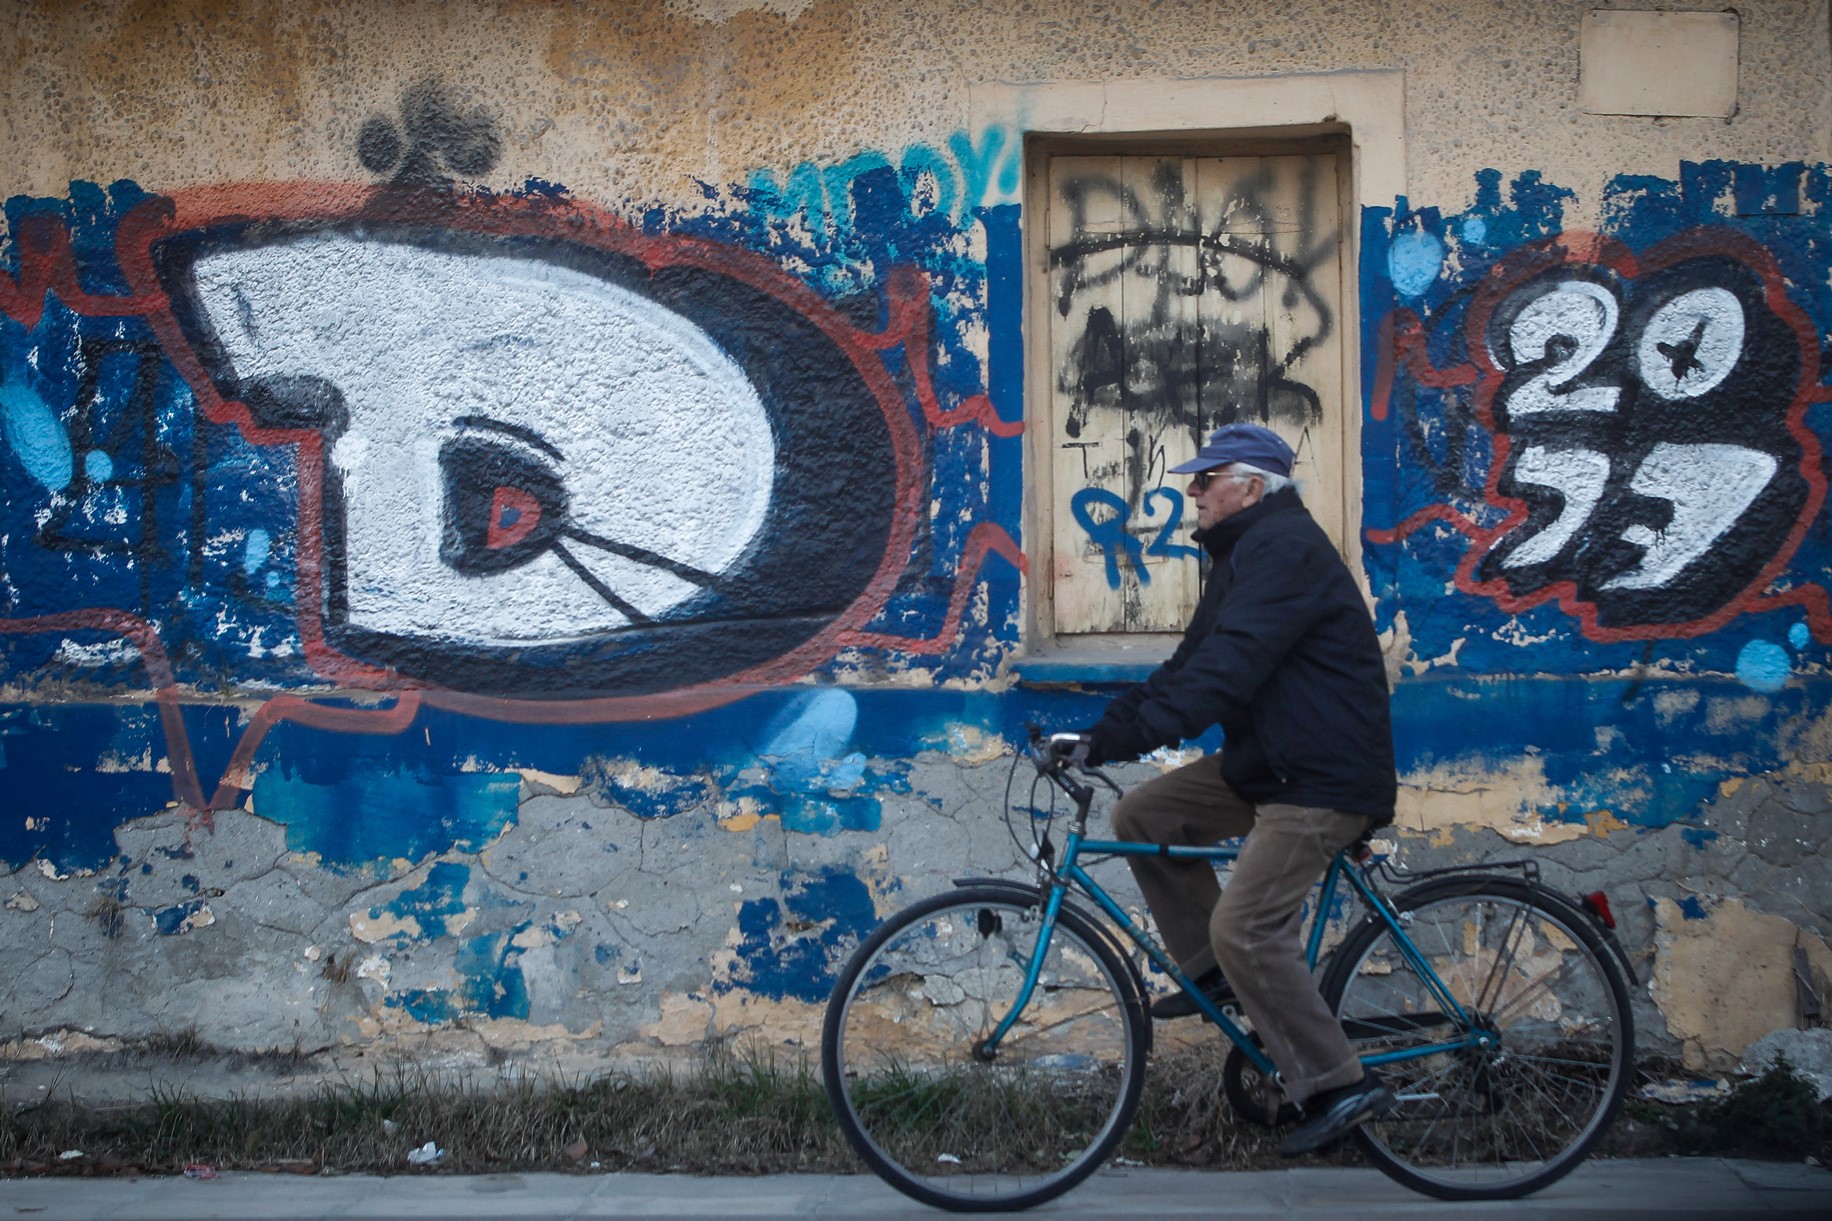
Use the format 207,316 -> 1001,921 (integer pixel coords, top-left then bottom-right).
1071,487 -> 1203,588
1499,280 -> 1748,417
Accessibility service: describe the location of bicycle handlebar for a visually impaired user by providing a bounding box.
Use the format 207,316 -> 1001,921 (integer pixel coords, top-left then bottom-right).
1021,724 -> 1123,802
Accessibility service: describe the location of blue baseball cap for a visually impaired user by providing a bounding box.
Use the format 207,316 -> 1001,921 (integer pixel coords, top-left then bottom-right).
1168,423 -> 1295,477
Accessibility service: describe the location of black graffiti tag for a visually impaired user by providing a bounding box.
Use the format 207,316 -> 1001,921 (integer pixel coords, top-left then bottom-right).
1046,156 -> 1339,545
1048,160 -> 1336,442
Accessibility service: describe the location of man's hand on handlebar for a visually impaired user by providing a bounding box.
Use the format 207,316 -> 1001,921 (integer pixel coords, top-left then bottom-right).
1046,732 -> 1092,768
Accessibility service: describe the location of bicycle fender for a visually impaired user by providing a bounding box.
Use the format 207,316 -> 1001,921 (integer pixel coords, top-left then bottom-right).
1531,881 -> 1641,988
949,876 -> 1154,1052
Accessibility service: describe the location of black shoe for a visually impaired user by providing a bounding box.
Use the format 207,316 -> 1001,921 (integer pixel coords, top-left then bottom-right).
1277,1075 -> 1397,1157
1149,967 -> 1236,1020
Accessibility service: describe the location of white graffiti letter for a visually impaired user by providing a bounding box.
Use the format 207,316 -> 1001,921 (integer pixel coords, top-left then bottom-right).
1501,446 -> 1611,568
1636,287 -> 1745,401
1602,443 -> 1776,591
190,236 -> 777,644
1498,281 -> 1621,415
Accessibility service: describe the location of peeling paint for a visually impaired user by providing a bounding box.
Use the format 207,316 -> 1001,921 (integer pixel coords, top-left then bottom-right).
516,769 -> 582,796
349,911 -> 423,944
715,867 -> 877,1004
1395,756 -> 1587,845
642,993 -> 713,1046
939,723 -> 1008,765
1652,896 -> 1832,1070
152,899 -> 213,935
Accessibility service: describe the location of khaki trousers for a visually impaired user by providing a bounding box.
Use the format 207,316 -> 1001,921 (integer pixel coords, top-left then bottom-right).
1110,759 -> 1370,1103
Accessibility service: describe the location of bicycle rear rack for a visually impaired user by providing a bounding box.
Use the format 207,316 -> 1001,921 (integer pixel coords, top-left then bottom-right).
1367,853 -> 1639,987
1369,855 -> 1540,887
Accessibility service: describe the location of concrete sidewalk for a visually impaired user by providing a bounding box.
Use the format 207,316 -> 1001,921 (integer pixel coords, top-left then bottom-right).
0,1159 -> 1828,1219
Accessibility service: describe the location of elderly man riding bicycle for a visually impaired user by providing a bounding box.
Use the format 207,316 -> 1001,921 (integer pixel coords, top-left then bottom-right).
1077,422 -> 1398,1157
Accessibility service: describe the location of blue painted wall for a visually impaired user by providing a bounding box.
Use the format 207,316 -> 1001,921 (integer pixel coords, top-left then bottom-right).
5,148 -> 1831,1018
1361,163 -> 1832,827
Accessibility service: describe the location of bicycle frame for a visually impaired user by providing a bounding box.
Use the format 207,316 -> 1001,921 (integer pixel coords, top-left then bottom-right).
981,756 -> 1488,1082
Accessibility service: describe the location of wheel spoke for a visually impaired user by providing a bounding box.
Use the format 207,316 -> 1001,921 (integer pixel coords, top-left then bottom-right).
1326,885 -> 1632,1201
1486,956 -> 1582,1024
1473,901 -> 1529,1014
824,893 -> 1146,1210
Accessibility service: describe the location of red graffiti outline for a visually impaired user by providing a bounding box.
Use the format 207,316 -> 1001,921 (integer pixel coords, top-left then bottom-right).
0,610 -> 208,818
872,265 -> 1025,439
2,182 -> 1025,817
1368,227 -> 1832,643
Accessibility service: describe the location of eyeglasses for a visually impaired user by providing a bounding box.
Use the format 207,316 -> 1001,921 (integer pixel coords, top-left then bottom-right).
1190,469 -> 1252,491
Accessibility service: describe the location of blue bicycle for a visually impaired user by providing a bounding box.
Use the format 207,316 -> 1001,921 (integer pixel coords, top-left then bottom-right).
821,728 -> 1637,1211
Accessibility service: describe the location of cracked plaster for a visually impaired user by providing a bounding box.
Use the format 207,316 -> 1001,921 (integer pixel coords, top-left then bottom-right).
0,748 -> 1828,1094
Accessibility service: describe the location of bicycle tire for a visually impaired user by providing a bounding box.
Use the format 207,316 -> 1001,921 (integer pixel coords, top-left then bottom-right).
822,886 -> 1150,1212
1320,876 -> 1634,1201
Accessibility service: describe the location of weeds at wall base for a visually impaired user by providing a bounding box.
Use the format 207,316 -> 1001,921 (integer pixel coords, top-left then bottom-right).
2,1045 -> 1826,1178
0,1046 -> 854,1178
1621,1053 -> 1832,1163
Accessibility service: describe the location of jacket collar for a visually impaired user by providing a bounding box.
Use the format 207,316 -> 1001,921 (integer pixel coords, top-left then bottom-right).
1196,484 -> 1304,558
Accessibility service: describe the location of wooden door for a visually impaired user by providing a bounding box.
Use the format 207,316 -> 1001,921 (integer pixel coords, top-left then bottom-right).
1046,152 -> 1345,635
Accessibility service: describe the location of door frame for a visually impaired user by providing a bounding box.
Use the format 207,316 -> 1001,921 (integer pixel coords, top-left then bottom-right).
974,71 -> 1407,653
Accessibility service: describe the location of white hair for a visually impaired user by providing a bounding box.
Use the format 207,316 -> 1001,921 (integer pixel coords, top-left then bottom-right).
1224,462 -> 1293,496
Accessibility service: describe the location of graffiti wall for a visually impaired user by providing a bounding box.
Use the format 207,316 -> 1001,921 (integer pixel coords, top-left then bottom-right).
2,2 -> 1830,1079
1356,166 -> 1832,1063
1362,166 -> 1832,816
0,74 -> 1045,1063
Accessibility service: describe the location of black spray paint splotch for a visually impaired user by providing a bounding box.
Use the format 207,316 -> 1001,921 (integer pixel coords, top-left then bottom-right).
357,79 -> 502,188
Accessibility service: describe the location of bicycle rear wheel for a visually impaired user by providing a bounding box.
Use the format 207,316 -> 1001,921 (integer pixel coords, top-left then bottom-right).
821,886 -> 1149,1212
1320,877 -> 1633,1201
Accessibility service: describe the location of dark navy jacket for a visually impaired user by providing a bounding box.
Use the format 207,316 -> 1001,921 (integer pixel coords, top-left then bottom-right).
1099,486 -> 1397,823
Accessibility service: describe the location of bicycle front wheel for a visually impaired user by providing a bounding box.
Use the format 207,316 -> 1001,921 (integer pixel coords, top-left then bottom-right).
821,886 -> 1149,1212
1320,877 -> 1633,1201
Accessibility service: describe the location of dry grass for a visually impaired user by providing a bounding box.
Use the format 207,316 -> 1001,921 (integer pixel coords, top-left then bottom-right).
5,1039 -> 1779,1178
0,1046 -> 852,1177
1125,1044 -> 1354,1168
0,1042 -> 1350,1178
